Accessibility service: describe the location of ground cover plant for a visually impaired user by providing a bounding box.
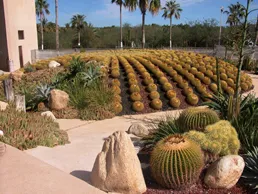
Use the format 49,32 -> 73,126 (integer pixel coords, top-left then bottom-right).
0,106 -> 69,150
3,49 -> 251,119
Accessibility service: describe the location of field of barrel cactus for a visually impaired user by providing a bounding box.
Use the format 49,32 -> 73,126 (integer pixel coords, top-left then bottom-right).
28,49 -> 253,116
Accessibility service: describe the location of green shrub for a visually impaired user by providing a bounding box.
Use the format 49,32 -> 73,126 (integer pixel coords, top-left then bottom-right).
24,65 -> 36,73
241,147 -> 258,193
177,107 -> 220,132
0,106 -> 68,150
150,134 -> 204,189
69,56 -> 86,76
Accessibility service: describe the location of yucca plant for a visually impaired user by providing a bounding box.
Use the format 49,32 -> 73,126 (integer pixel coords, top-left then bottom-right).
241,147 -> 258,194
78,63 -> 103,87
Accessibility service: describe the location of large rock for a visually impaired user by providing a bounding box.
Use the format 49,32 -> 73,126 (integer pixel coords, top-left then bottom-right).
49,89 -> 69,110
41,111 -> 57,121
91,131 -> 147,194
49,61 -> 61,68
10,71 -> 23,81
0,101 -> 8,111
204,155 -> 245,189
127,123 -> 149,137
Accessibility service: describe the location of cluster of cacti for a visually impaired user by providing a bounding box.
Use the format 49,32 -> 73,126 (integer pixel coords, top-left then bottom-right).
177,107 -> 220,132
150,134 -> 204,189
184,120 -> 240,160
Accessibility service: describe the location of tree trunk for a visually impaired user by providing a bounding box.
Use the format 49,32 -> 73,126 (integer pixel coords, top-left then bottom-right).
142,13 -> 146,49
235,0 -> 251,98
120,4 -> 123,49
55,0 -> 59,52
170,17 -> 172,49
40,14 -> 44,50
78,31 -> 81,47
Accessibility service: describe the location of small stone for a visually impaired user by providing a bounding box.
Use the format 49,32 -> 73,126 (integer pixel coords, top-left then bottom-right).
41,111 -> 57,121
91,131 -> 147,194
10,71 -> 23,81
0,130 -> 4,136
0,101 -> 8,111
48,89 -> 69,110
127,123 -> 149,137
0,70 -> 5,76
204,155 -> 245,189
49,61 -> 61,68
38,102 -> 46,111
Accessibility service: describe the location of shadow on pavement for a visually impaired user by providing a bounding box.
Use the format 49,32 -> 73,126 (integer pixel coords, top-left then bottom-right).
70,170 -> 92,184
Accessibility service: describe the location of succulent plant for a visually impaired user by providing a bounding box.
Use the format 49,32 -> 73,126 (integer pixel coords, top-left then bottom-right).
151,99 -> 163,110
143,77 -> 154,85
209,83 -> 218,93
35,83 -> 53,102
113,102 -> 123,114
183,87 -> 194,96
159,76 -> 168,84
111,79 -> 121,87
142,72 -> 151,78
241,82 -> 249,91
241,147 -> 258,194
185,120 -> 240,160
127,72 -> 136,79
128,78 -> 138,85
130,92 -> 142,101
129,84 -> 140,93
111,70 -> 120,78
132,101 -> 145,112
162,82 -> 173,91
147,84 -> 158,92
186,94 -> 199,106
149,91 -> 160,100
169,97 -> 181,108
112,85 -> 121,95
177,107 -> 220,132
202,77 -> 211,85
150,134 -> 204,189
166,90 -> 177,99
113,95 -> 122,103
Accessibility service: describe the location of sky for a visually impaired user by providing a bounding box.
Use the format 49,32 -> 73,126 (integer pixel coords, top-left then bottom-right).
45,0 -> 258,27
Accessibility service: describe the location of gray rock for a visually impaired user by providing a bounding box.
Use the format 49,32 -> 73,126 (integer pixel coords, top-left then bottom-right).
49,61 -> 61,68
127,123 -> 149,137
41,111 -> 57,121
91,131 -> 147,194
0,101 -> 8,111
204,155 -> 245,189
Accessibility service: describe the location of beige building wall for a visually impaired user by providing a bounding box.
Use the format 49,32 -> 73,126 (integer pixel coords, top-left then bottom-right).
0,0 -> 38,71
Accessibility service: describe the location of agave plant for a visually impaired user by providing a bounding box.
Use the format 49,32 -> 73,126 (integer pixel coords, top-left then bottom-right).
241,147 -> 258,193
78,63 -> 103,87
35,83 -> 53,102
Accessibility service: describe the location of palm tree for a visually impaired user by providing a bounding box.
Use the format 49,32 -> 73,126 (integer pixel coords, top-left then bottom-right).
55,0 -> 59,51
111,0 -> 126,49
224,2 -> 245,26
139,0 -> 161,48
35,0 -> 50,50
70,14 -> 87,47
162,0 -> 182,49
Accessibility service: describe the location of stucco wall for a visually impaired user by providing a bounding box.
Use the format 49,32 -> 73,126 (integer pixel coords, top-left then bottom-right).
3,0 -> 38,71
0,0 -> 9,71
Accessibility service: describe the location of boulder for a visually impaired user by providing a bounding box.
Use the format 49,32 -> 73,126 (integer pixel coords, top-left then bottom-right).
0,130 -> 4,136
0,142 -> 6,157
10,71 -> 23,81
91,131 -> 147,194
204,155 -> 245,189
49,89 -> 69,110
0,101 -> 8,111
127,123 -> 149,137
41,111 -> 57,121
49,61 -> 61,68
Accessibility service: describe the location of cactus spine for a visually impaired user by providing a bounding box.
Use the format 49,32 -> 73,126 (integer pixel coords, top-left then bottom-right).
177,107 -> 220,132
150,134 -> 204,189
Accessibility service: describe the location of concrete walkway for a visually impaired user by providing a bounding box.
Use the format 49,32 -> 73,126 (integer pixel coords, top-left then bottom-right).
25,73 -> 258,185
25,110 -> 182,183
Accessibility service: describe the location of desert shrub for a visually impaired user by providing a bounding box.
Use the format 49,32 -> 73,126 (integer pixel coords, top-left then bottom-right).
24,65 -> 36,73
241,147 -> 258,193
150,134 -> 204,189
79,105 -> 114,120
143,116 -> 183,150
69,56 -> 86,76
0,106 -> 68,150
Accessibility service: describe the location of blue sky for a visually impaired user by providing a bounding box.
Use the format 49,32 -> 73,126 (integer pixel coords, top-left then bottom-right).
45,0 -> 258,27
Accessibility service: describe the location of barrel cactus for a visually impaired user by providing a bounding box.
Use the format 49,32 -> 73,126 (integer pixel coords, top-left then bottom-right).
177,107 -> 220,132
151,99 -> 163,110
132,101 -> 144,112
150,134 -> 204,189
